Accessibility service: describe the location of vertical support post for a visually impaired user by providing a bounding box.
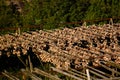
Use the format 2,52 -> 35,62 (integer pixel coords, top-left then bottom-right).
112,68 -> 115,77
109,18 -> 113,27
28,55 -> 33,72
15,29 -> 18,35
82,21 -> 86,27
86,69 -> 91,80
18,27 -> 21,35
22,74 -> 26,80
26,59 -> 29,71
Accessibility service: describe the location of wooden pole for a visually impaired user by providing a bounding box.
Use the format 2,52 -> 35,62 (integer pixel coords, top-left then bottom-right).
18,27 -> 21,35
109,18 -> 113,27
2,71 -> 20,80
28,55 -> 33,72
87,66 -> 110,77
33,68 -> 61,80
21,69 -> 42,80
89,69 -> 108,79
82,21 -> 86,27
86,69 -> 91,80
51,67 -> 83,80
66,69 -> 87,79
99,63 -> 120,75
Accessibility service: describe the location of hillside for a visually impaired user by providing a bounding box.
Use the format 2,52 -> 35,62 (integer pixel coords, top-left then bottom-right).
0,0 -> 120,30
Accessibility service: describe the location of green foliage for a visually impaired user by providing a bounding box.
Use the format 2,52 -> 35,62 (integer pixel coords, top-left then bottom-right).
0,1 -> 14,28
0,0 -> 120,31
84,0 -> 120,20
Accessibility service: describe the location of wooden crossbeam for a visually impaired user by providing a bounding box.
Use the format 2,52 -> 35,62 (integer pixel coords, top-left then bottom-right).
2,71 -> 19,80
33,68 -> 61,80
65,69 -> 87,79
69,68 -> 87,77
106,61 -> 120,69
69,68 -> 96,80
97,77 -> 120,80
89,69 -> 108,79
87,66 -> 110,77
51,67 -> 83,80
21,69 -> 42,80
99,63 -> 120,75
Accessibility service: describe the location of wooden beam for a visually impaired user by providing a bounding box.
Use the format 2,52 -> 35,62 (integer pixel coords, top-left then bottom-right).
99,63 -> 120,75
87,66 -> 110,77
51,67 -> 83,80
21,69 -> 42,80
69,68 -> 95,80
33,68 -> 61,80
2,71 -> 19,80
86,69 -> 91,80
28,55 -> 33,72
65,69 -> 87,79
89,69 -> 108,79
106,61 -> 120,69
